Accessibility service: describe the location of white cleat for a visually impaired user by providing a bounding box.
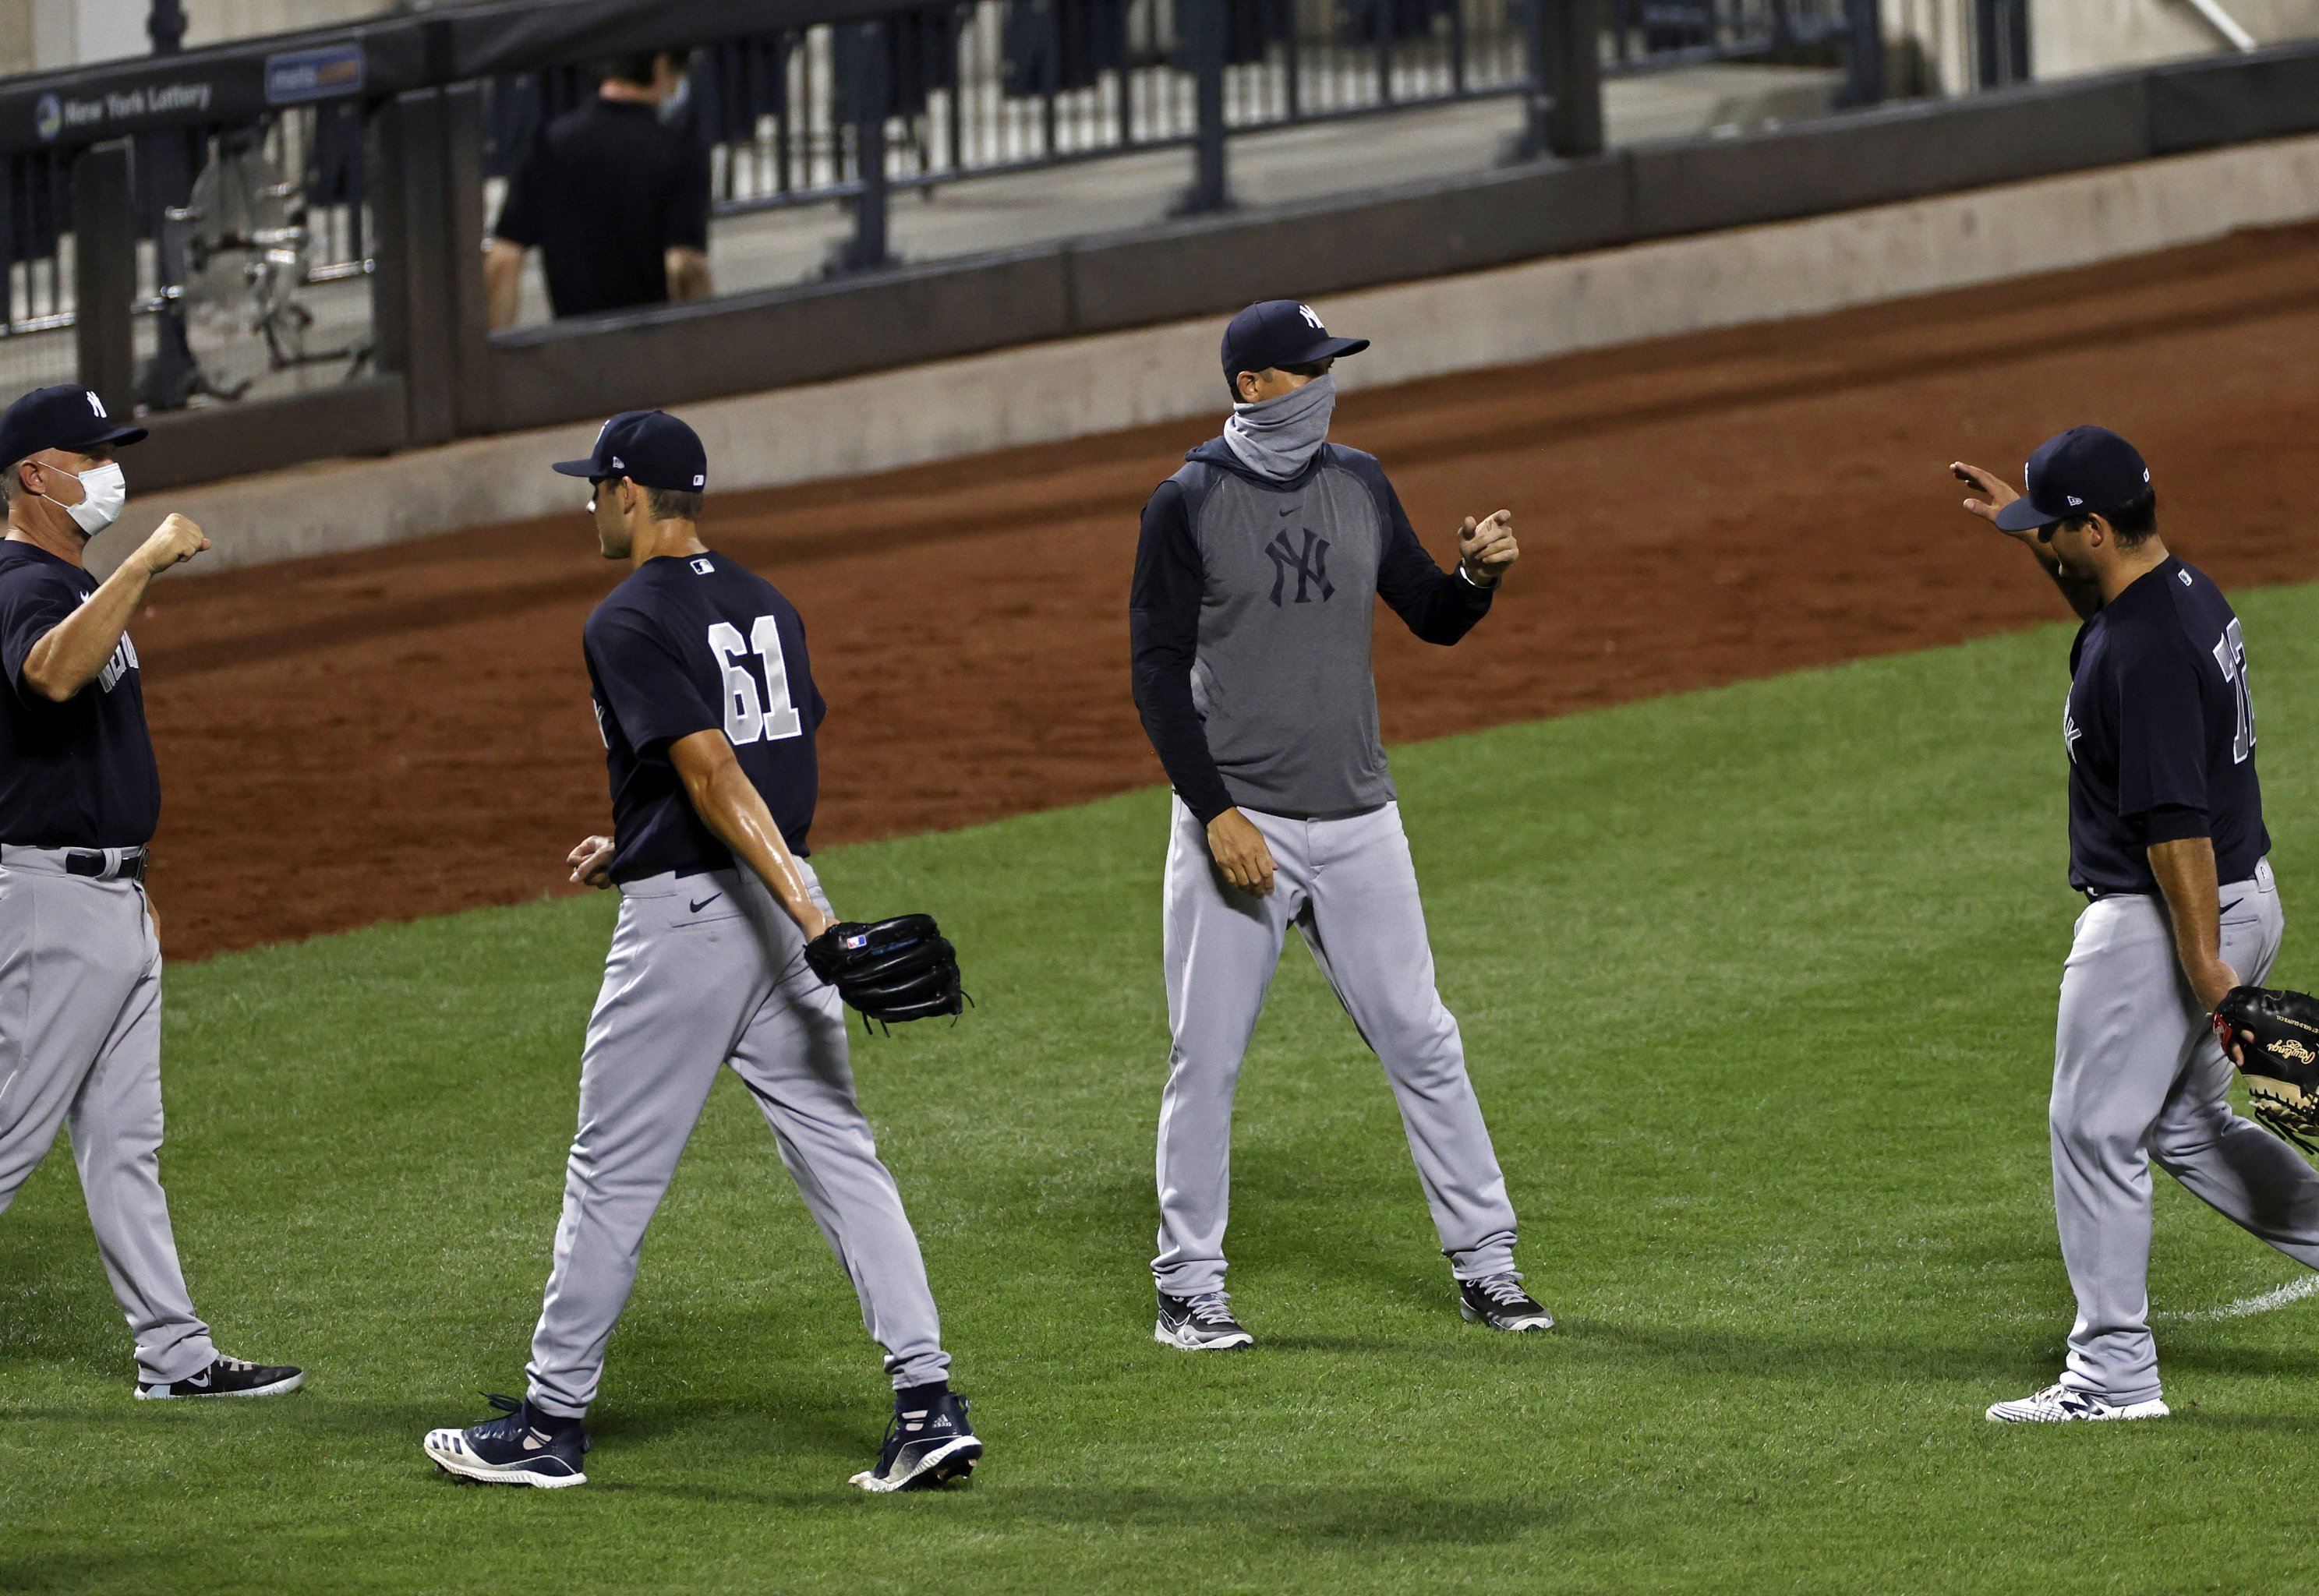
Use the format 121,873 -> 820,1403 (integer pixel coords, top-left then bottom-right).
1985,1382 -> 2170,1424
422,1394 -> 590,1487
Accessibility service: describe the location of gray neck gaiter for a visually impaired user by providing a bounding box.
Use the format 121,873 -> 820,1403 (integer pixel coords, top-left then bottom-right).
1222,373 -> 1336,482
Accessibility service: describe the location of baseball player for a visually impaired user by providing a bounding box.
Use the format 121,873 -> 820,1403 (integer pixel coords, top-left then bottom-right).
1129,301 -> 1550,1349
1955,427 -> 2319,1422
422,411 -> 978,1491
0,384 -> 301,1400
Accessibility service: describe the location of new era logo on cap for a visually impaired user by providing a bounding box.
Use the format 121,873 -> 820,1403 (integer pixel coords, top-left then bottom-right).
550,411 -> 708,493
1992,425 -> 2151,535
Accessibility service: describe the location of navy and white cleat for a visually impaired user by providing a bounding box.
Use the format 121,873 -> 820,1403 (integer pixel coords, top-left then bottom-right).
1985,1382 -> 2169,1424
1155,1289 -> 1255,1351
851,1390 -> 982,1493
423,1393 -> 591,1488
1458,1273 -> 1555,1333
135,1354 -> 304,1400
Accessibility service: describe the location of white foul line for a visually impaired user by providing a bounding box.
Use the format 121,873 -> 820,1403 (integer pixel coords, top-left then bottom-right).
2158,1274 -> 2319,1323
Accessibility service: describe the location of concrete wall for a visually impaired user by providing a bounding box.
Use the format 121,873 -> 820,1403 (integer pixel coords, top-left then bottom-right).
103,128 -> 2319,577
1876,0 -> 2319,94
0,0 -> 391,71
23,0 -> 149,69
0,3 -> 30,76
181,0 -> 391,51
1882,0 -> 1978,97
2037,0 -> 2319,77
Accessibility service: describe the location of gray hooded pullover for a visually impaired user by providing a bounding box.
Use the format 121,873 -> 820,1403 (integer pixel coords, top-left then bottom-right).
1129,435 -> 1494,824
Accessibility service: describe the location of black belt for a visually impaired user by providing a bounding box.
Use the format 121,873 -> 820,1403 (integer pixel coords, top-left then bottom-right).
64,847 -> 148,884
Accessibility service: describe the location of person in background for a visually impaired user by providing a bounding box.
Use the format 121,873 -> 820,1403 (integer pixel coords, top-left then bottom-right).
486,52 -> 714,330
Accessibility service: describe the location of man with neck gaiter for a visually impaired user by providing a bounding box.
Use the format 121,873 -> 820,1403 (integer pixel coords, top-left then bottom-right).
1129,300 -> 1548,1350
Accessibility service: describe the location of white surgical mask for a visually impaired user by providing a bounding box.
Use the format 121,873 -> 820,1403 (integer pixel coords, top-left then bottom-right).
41,460 -> 126,535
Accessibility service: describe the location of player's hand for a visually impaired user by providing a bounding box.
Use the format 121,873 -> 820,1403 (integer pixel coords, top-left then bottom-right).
136,514 -> 210,574
567,834 -> 615,889
1950,462 -> 2032,540
1206,808 -> 1276,897
2189,956 -> 2242,1021
1458,510 -> 1518,588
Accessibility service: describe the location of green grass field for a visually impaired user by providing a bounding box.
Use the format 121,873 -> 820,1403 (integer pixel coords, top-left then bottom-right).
7,584 -> 2319,1594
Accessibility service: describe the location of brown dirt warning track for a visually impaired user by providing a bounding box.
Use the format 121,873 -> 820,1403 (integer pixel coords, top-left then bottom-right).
130,221 -> 2319,960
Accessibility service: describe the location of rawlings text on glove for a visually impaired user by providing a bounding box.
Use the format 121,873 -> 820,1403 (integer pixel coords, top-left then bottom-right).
2215,984 -> 2319,1153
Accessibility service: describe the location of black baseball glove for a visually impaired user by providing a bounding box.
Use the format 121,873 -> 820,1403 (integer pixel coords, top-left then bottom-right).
2215,984 -> 2319,1153
804,914 -> 965,1028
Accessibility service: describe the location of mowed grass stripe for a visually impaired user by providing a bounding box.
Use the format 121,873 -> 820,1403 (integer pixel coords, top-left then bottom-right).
5,583 -> 2319,1594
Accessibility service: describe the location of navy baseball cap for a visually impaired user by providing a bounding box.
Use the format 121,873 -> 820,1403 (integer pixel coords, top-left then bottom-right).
1994,425 -> 2152,533
1221,300 -> 1370,382
0,384 -> 146,468
552,410 -> 708,493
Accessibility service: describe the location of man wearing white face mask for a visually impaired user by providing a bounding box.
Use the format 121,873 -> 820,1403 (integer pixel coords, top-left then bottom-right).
1129,302 -> 1543,1351
0,384 -> 302,1402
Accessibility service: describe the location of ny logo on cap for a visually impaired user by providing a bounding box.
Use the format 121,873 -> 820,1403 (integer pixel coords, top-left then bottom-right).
1297,304 -> 1324,330
87,392 -> 107,419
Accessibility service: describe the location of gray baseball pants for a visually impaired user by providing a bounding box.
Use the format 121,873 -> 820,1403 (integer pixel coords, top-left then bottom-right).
1153,798 -> 1519,1297
525,861 -> 949,1417
2051,858 -> 2319,1402
0,847 -> 216,1385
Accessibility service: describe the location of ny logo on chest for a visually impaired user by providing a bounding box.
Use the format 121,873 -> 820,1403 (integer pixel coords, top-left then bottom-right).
1265,527 -> 1334,606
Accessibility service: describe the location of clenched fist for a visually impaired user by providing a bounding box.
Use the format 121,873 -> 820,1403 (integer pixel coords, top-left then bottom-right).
136,514 -> 210,575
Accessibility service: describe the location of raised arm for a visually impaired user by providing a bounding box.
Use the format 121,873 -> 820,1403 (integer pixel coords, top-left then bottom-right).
1365,465 -> 1509,644
19,514 -> 207,701
1953,461 -> 2102,621
669,729 -> 834,940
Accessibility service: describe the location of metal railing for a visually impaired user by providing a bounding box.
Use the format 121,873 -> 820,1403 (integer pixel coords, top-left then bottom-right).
649,0 -> 1546,214
0,99 -> 376,407
474,0 -> 1850,224
470,0 -> 1873,274
1603,0 -> 1862,70
0,0 -> 1882,422
0,151 -> 81,394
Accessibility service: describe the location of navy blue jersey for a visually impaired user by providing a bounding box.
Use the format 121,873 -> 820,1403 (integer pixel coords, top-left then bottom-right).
2064,556 -> 2268,896
582,551 -> 825,883
0,541 -> 159,847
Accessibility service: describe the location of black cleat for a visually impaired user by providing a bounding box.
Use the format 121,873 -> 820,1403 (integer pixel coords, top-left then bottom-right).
422,1393 -> 590,1488
852,1389 -> 981,1492
135,1354 -> 304,1400
1155,1288 -> 1255,1351
1458,1273 -> 1554,1332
